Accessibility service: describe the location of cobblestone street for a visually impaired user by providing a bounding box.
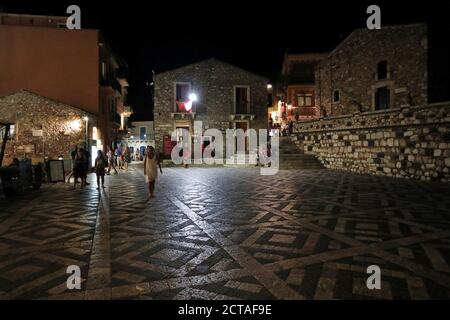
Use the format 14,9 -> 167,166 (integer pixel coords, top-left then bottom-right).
1,164 -> 450,299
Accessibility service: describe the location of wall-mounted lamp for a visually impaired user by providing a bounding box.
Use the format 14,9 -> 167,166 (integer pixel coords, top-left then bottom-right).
189,93 -> 198,102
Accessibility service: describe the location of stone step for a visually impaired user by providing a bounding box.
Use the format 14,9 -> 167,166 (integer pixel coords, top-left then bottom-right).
162,159 -> 224,167
280,154 -> 318,159
281,157 -> 324,163
279,161 -> 324,166
280,160 -> 324,165
279,148 -> 299,151
279,165 -> 324,170
276,136 -> 324,169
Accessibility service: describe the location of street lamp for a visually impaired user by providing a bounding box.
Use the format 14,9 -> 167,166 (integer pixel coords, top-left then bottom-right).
188,93 -> 198,102
83,116 -> 88,148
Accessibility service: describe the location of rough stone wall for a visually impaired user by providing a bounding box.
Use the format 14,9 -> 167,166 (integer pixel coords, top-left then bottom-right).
0,90 -> 94,165
154,58 -> 268,151
315,24 -> 428,116
293,103 -> 450,182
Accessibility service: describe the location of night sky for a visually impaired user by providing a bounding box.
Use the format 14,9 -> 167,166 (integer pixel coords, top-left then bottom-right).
1,0 -> 449,118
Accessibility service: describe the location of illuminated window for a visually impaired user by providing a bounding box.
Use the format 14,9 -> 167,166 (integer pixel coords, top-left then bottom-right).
0,124 -> 15,139
101,62 -> 106,79
140,127 -> 146,140
9,124 -> 15,138
175,83 -> 191,112
297,93 -> 313,107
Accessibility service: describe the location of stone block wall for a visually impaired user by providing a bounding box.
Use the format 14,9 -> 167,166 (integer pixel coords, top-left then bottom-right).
154,58 -> 268,152
315,23 -> 428,116
293,102 -> 450,182
0,90 -> 94,165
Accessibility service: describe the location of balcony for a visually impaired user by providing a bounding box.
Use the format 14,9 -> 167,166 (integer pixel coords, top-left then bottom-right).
297,106 -> 321,120
110,113 -> 121,125
170,112 -> 196,120
123,106 -> 132,117
230,114 -> 255,121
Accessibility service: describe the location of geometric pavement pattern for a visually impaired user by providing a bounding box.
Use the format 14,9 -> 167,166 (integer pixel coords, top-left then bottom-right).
0,164 -> 450,299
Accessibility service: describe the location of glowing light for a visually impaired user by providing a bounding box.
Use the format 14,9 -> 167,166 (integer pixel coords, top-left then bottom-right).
83,116 -> 89,122
69,119 -> 81,132
188,93 -> 198,102
267,84 -> 273,89
120,113 -> 125,129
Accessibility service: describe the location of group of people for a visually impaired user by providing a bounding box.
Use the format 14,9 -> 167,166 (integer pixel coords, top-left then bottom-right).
67,144 -> 162,198
67,145 -> 91,189
106,146 -> 132,173
67,144 -> 131,190
269,118 -> 294,136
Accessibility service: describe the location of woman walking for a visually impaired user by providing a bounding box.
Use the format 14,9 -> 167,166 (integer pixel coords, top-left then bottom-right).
106,146 -> 118,175
66,145 -> 78,183
123,146 -> 131,170
135,149 -> 141,161
95,150 -> 108,190
115,146 -> 123,170
144,146 -> 162,199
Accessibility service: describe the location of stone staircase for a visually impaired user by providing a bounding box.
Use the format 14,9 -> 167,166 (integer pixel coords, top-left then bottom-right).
278,136 -> 324,169
224,153 -> 258,168
223,136 -> 324,169
162,137 -> 324,169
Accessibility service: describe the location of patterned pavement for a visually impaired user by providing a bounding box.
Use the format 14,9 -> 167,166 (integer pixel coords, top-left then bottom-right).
1,163 -> 450,300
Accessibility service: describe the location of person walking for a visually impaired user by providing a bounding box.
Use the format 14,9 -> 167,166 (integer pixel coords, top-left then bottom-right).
82,146 -> 91,185
123,146 -> 131,170
73,148 -> 87,189
115,146 -> 123,170
135,149 -> 140,162
106,146 -> 118,175
144,146 -> 162,199
66,145 -> 78,183
94,150 -> 108,190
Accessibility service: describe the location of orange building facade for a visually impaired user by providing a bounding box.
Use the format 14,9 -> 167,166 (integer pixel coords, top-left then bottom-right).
0,13 -> 131,155
270,52 -> 327,125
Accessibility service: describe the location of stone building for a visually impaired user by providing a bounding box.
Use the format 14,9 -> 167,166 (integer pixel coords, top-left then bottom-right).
0,90 -> 95,165
125,120 -> 155,160
153,58 -> 268,156
315,23 -> 428,116
0,13 -> 132,152
279,52 -> 328,122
